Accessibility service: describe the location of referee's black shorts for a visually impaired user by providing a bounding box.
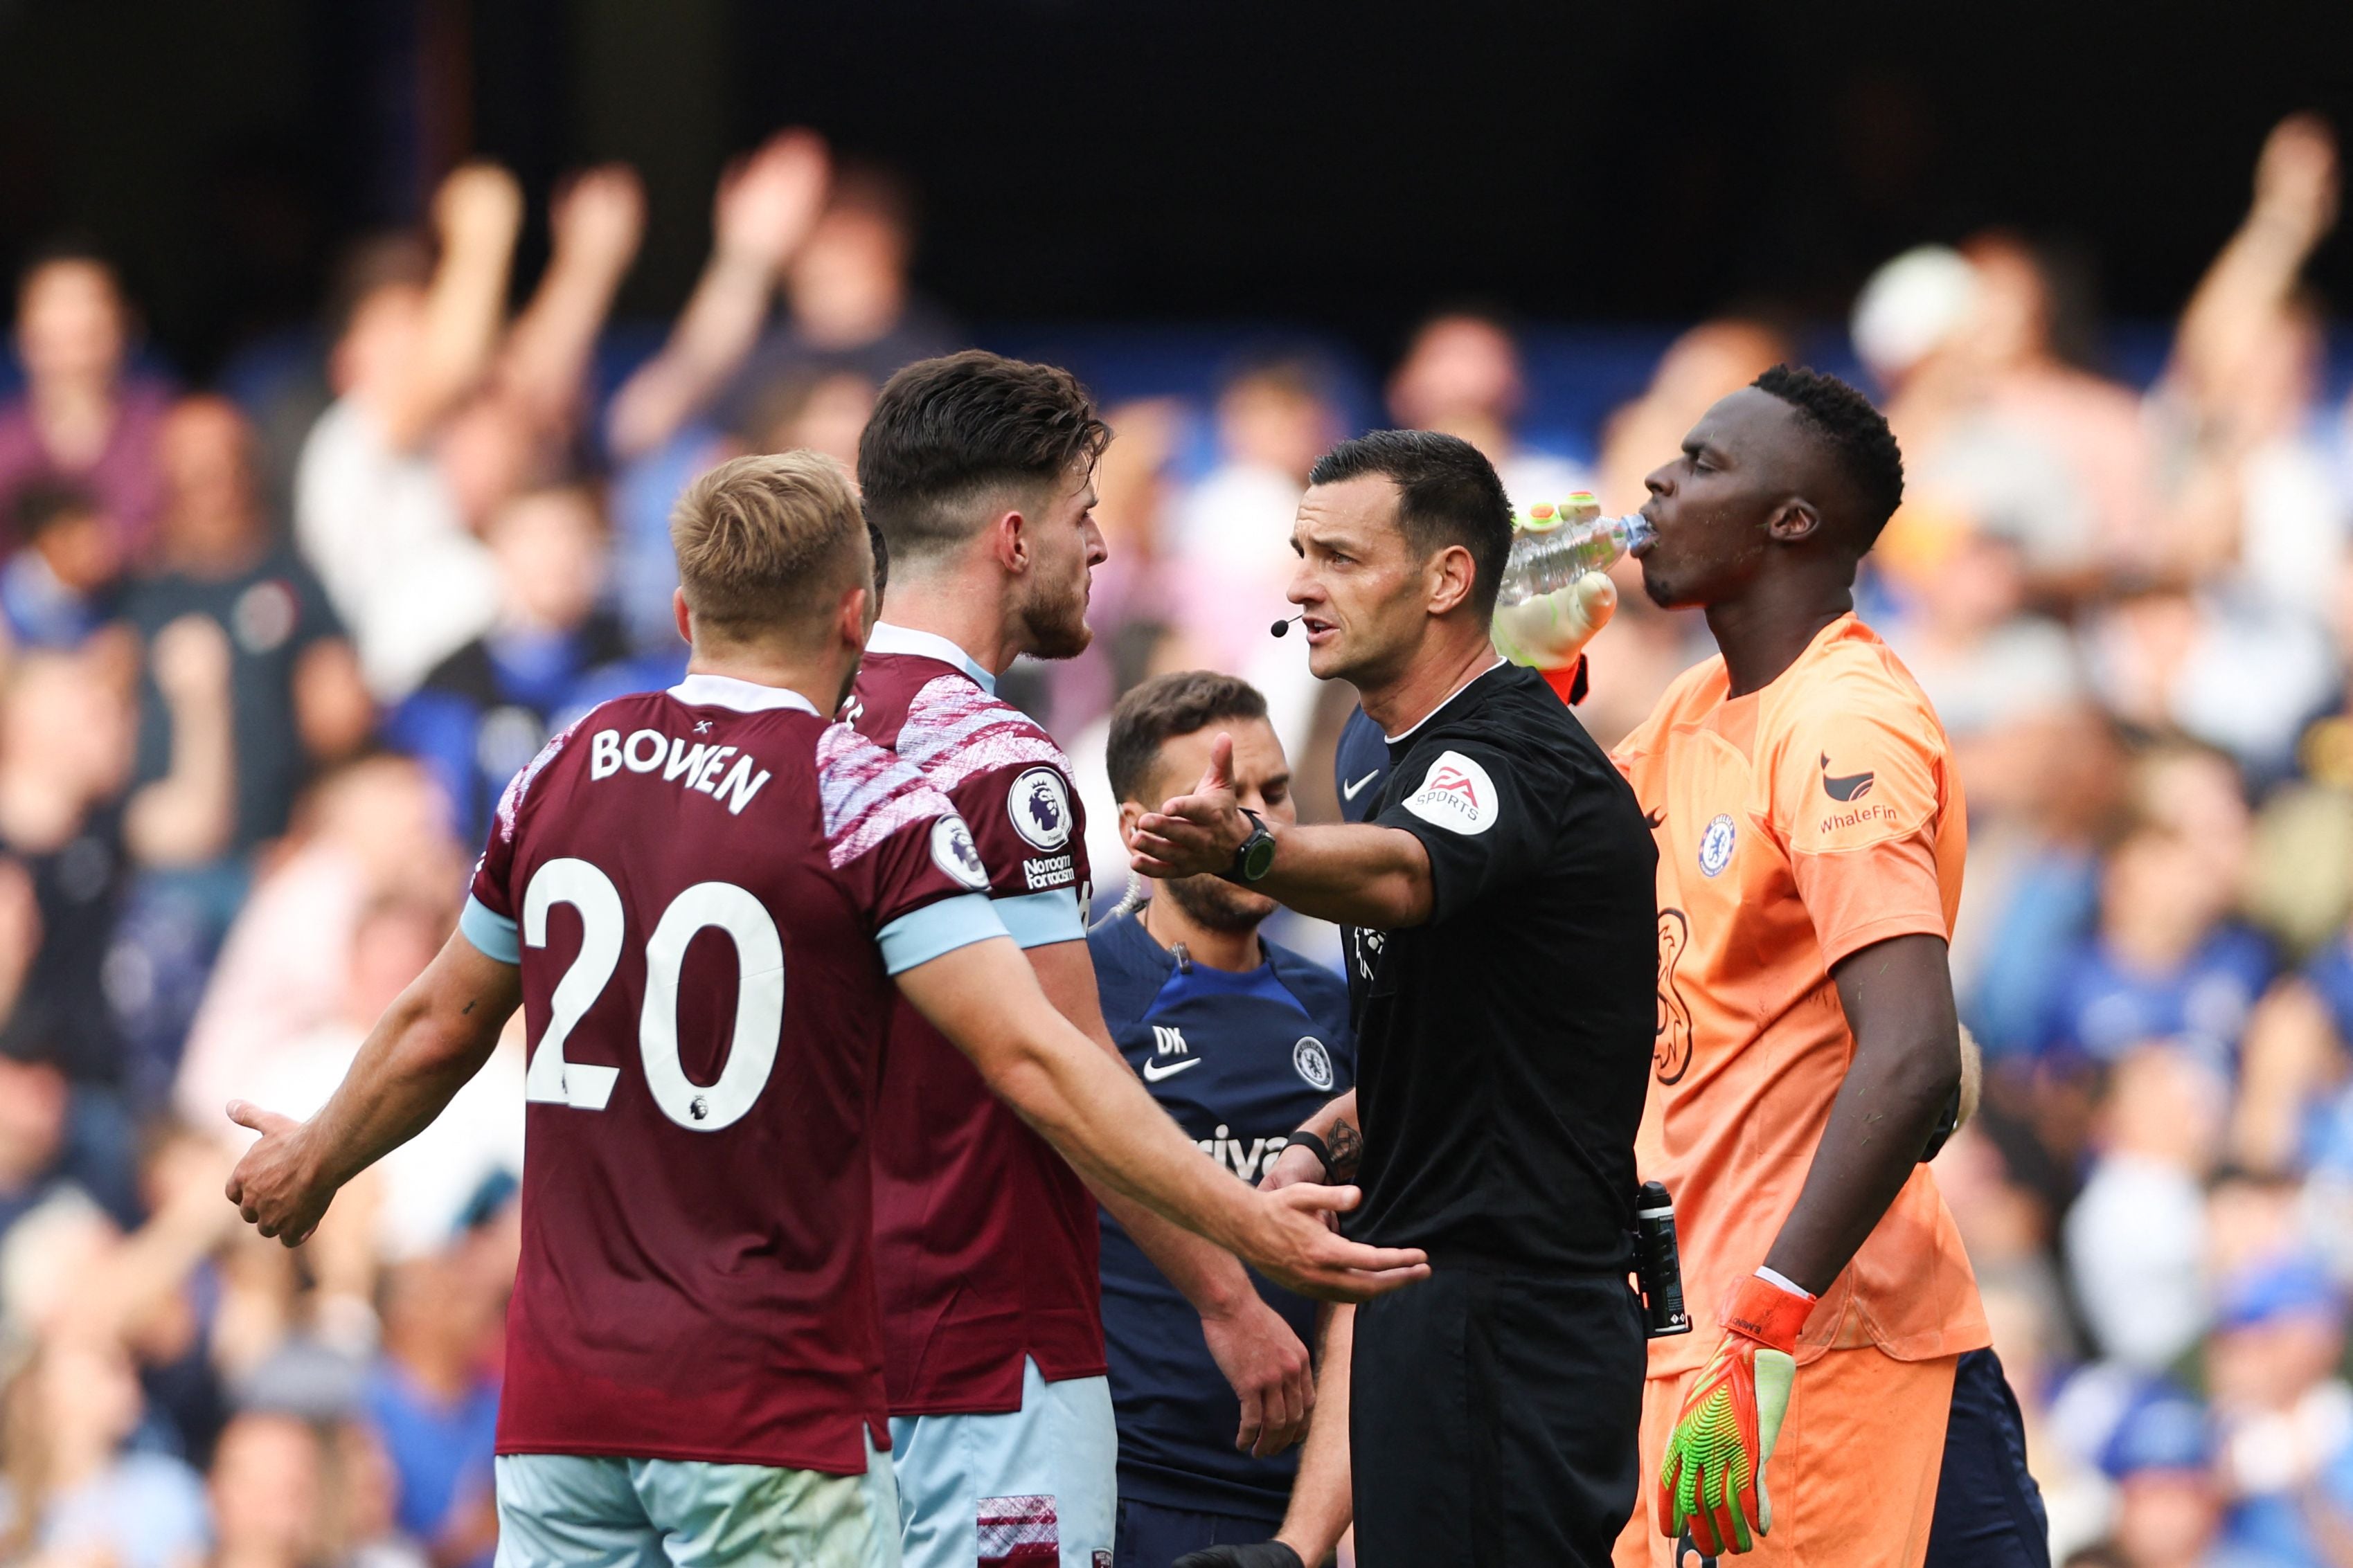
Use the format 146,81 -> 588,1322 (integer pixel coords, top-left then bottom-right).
1350,1259 -> 1646,1568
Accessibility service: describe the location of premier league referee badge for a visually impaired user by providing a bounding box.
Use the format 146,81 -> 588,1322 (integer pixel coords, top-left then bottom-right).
1699,813 -> 1736,878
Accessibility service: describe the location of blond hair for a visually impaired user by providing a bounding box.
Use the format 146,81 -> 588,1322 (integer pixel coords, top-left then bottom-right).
670,451 -> 868,645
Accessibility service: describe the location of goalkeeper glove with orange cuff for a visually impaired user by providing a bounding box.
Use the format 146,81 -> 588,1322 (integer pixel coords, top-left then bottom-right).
1657,1268 -> 1815,1556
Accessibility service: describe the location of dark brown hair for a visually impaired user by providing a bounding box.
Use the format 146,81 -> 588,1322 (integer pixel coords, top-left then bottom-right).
857,350 -> 1110,567
1306,429 -> 1513,618
1107,671 -> 1269,804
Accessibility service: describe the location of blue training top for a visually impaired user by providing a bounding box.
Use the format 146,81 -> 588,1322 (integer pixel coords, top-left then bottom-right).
1091,907 -> 1356,1518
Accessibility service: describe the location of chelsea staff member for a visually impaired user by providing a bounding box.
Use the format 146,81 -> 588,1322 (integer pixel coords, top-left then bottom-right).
1093,672 -> 1356,1567
1131,431 -> 1657,1567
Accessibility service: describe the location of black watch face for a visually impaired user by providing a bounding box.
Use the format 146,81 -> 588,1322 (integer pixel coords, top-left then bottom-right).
1240,832 -> 1277,882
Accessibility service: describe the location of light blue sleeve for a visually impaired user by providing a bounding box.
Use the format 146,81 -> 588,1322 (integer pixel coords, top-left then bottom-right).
877,893 -> 1008,975
458,894 -> 521,965
990,888 -> 1086,950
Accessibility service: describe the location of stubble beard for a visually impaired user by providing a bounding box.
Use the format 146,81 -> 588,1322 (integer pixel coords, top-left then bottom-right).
1019,575 -> 1093,662
1161,872 -> 1272,935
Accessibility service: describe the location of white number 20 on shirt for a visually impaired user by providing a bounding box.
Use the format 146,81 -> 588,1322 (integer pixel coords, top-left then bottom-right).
519,857 -> 783,1133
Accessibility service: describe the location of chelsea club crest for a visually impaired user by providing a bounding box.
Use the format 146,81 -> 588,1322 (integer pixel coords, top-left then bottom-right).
1699,813 -> 1737,878
1292,1036 -> 1336,1091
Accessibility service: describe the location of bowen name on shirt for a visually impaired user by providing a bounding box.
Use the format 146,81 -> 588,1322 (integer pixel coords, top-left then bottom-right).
587,726 -> 773,815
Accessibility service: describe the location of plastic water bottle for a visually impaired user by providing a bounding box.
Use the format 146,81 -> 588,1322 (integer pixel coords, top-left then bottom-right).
1495,494 -> 1655,607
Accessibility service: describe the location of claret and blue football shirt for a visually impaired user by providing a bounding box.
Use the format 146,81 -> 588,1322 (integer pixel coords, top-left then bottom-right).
850,622 -> 1107,1415
461,673 -> 1005,1475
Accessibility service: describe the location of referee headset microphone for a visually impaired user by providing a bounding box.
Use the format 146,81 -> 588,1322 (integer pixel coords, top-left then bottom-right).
1269,612 -> 1305,636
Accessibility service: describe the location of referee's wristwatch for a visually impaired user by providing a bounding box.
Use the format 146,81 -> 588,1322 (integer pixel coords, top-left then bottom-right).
1221,808 -> 1277,885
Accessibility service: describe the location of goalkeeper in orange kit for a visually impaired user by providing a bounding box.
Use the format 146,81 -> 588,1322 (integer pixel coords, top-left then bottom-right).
1431,392 -> 2028,1565
1603,366 -> 2043,1568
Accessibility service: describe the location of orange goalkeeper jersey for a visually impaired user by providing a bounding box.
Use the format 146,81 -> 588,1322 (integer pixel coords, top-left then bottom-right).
1610,613 -> 1987,1376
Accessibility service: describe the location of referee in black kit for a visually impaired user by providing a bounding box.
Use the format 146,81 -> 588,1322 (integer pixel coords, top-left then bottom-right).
1129,430 -> 1658,1567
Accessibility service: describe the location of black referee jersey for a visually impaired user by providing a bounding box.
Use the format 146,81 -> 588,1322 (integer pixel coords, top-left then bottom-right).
1334,661 -> 1656,1567
1343,660 -> 1655,1271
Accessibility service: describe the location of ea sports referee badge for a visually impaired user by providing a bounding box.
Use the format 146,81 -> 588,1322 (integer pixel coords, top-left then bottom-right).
1402,750 -> 1497,836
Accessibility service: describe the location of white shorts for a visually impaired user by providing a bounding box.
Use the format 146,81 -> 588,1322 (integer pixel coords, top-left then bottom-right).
494,1439 -> 900,1567
889,1358 -> 1116,1568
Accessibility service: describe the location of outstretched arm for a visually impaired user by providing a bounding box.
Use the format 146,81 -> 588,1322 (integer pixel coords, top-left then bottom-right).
1761,932 -> 1961,1293
1031,939 -> 1314,1457
373,163 -> 524,452
2171,114 -> 2338,420
896,935 -> 1429,1303
496,163 -> 645,440
605,131 -> 830,460
224,930 -> 520,1245
125,616 -> 237,867
2158,114 -> 2338,577
1131,735 -> 1435,929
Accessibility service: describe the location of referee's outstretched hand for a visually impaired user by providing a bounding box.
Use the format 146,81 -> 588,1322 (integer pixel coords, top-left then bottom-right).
1244,1182 -> 1429,1303
1172,1544 -> 1306,1568
1131,733 -> 1247,881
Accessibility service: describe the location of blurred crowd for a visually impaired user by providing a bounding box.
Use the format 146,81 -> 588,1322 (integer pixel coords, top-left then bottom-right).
3,105 -> 2353,1566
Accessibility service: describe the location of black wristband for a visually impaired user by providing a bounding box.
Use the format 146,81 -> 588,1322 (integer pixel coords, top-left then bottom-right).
1285,1129 -> 1334,1181
1172,1544 -> 1305,1568
1172,1546 -> 1305,1568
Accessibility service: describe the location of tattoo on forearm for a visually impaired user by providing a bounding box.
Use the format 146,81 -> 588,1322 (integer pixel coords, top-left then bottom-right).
1328,1120 -> 1362,1183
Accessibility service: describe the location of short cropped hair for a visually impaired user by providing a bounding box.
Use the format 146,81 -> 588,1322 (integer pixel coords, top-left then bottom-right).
1106,672 -> 1269,805
858,351 -> 1110,566
1306,429 -> 1512,618
669,451 -> 866,643
1751,364 -> 1906,552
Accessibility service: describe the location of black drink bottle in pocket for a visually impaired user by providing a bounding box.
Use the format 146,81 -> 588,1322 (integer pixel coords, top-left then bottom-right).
1634,1180 -> 1692,1338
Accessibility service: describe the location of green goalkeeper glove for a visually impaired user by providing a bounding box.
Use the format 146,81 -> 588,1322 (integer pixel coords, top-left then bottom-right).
1658,1269 -> 1814,1556
1490,494 -> 1618,672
